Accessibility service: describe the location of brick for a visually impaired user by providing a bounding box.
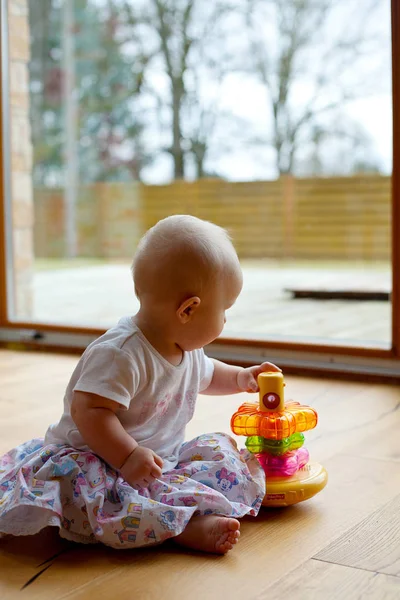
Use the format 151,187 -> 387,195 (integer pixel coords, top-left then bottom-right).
12,200 -> 34,228
8,0 -> 28,17
13,228 -> 34,263
10,60 -> 28,94
11,171 -> 33,204
11,113 -> 32,157
14,269 -> 33,319
8,17 -> 30,61
10,92 -> 29,110
10,60 -> 29,109
11,148 -> 32,172
7,0 -> 34,319
13,254 -> 34,272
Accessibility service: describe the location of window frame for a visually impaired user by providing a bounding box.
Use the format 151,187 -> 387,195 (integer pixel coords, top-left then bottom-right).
0,0 -> 399,379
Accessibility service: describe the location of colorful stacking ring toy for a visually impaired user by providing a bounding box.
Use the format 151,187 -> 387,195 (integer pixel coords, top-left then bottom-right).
231,371 -> 328,507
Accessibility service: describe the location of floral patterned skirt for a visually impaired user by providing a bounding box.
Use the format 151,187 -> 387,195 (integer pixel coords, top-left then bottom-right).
0,432 -> 265,549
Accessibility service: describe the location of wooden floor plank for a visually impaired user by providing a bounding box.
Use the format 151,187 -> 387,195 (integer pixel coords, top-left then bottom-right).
0,528 -> 72,598
256,558 -> 400,600
315,493 -> 400,576
292,380 -> 400,464
338,408 -> 400,464
1,350 -> 400,600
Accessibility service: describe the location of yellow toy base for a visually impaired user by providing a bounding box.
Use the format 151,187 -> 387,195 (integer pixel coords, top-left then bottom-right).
262,461 -> 328,507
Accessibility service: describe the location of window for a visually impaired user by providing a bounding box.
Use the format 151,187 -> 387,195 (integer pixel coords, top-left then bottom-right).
1,0 -> 399,374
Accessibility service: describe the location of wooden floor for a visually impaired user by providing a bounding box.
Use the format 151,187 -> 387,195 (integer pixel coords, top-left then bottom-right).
1,350 -> 400,599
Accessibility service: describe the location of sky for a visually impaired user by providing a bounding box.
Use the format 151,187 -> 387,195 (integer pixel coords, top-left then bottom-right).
138,0 -> 393,183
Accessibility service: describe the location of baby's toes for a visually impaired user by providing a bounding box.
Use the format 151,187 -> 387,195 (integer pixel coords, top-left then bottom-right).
216,536 -> 233,553
215,520 -> 240,551
227,529 -> 240,545
220,540 -> 234,552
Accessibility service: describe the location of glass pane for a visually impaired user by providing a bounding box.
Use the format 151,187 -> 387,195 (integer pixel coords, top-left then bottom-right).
7,0 -> 392,347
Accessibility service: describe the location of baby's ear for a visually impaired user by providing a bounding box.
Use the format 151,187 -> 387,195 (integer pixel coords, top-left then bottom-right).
177,296 -> 201,323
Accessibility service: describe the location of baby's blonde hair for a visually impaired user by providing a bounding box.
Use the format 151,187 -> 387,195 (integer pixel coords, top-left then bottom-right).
132,215 -> 239,303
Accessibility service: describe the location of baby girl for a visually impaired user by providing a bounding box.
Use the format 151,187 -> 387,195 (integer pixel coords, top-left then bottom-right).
0,215 -> 279,554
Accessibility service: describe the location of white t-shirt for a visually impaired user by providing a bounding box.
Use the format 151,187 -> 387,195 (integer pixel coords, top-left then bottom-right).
45,317 -> 215,471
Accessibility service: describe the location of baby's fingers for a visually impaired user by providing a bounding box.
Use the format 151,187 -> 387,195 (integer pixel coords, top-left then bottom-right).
247,374 -> 258,392
152,452 -> 164,469
259,361 -> 281,372
132,479 -> 148,490
151,463 -> 162,478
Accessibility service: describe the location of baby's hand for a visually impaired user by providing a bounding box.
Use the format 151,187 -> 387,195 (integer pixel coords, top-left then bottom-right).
120,446 -> 163,489
237,361 -> 281,393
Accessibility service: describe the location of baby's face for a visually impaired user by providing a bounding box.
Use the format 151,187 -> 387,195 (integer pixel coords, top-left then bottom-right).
179,267 -> 243,351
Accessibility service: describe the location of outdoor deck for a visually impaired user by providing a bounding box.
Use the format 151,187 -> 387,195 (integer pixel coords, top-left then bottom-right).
30,260 -> 391,346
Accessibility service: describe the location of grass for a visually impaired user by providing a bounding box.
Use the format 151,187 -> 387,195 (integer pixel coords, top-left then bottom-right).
34,257 -> 391,273
34,258 -> 130,272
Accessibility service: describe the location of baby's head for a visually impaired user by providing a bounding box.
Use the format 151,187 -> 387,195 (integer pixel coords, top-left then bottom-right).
132,215 -> 243,349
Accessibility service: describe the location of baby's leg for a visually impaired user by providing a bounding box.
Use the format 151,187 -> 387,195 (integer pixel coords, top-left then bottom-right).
166,432 -> 264,553
174,515 -> 240,554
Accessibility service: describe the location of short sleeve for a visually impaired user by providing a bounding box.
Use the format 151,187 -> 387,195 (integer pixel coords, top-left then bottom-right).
199,350 -> 215,392
73,344 -> 138,409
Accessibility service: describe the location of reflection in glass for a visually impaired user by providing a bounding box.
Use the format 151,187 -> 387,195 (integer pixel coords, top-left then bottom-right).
8,0 -> 392,345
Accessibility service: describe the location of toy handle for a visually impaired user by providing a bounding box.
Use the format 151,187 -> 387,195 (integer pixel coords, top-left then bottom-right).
258,371 -> 285,412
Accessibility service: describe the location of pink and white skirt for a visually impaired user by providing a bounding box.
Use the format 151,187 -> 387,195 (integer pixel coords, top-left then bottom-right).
0,432 -> 265,549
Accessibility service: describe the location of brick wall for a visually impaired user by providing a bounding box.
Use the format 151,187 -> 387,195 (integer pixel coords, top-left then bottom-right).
34,183 -> 142,259
8,0 -> 33,319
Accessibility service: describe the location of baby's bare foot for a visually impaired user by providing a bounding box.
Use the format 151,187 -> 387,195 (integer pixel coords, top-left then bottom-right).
174,515 -> 240,554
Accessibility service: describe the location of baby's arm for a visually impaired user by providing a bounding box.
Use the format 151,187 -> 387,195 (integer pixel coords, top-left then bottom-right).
202,359 -> 281,395
71,391 -> 163,488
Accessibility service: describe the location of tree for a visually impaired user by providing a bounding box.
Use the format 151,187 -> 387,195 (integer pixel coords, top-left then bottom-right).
28,0 -> 389,184
28,0 -> 151,187
125,0 -> 240,179
298,119 -> 383,175
244,0 -> 387,176
76,0 -> 153,182
29,0 -> 64,187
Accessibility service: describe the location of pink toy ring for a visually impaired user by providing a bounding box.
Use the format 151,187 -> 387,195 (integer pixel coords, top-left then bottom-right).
255,447 -> 310,477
